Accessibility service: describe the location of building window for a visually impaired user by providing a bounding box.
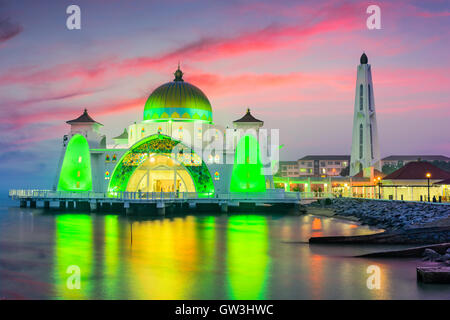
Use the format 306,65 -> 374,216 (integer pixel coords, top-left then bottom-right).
359,84 -> 363,111
77,171 -> 80,177
214,154 -> 220,164
214,171 -> 220,180
105,171 -> 110,180
370,124 -> 374,159
78,156 -> 82,163
105,154 -> 110,162
342,161 -> 347,167
197,128 -> 202,139
335,161 -> 340,165
359,124 -> 363,159
327,161 -> 333,165
368,84 -> 372,111
141,127 -> 145,137
320,162 -> 325,167
112,154 -> 117,162
208,154 -> 213,164
178,127 -> 183,140
157,127 -> 162,134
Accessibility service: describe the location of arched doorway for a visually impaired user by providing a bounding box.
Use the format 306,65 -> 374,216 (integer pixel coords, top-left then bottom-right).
126,154 -> 196,192
108,134 -> 214,197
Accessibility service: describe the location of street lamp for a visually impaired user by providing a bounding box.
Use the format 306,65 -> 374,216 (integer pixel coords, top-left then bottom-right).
376,177 -> 382,199
426,172 -> 431,202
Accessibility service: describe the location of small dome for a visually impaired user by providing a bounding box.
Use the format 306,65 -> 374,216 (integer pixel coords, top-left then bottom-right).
143,67 -> 213,122
360,52 -> 368,64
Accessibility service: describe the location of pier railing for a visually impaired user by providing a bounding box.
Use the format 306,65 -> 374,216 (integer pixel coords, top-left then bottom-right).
9,189 -> 334,202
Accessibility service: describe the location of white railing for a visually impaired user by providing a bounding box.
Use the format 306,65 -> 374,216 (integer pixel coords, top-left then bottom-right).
8,189 -> 334,201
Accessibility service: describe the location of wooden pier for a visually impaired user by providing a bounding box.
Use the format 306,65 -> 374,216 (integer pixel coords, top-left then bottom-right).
9,189 -> 333,215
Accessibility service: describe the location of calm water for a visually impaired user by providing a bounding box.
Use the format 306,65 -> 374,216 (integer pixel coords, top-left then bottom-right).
0,203 -> 449,300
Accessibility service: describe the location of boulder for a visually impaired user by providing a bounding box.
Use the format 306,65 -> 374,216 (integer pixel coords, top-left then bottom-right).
422,248 -> 441,261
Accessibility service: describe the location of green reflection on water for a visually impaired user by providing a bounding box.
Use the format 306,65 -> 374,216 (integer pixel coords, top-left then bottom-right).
102,215 -> 120,298
54,214 -> 93,299
227,215 -> 269,299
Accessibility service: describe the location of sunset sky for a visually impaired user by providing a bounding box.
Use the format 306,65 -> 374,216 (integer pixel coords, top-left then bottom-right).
0,0 -> 449,191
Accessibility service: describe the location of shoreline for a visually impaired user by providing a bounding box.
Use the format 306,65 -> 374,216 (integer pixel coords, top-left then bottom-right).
306,199 -> 450,245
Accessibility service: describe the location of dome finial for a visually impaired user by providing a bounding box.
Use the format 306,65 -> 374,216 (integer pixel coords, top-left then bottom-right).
174,62 -> 184,81
360,52 -> 368,64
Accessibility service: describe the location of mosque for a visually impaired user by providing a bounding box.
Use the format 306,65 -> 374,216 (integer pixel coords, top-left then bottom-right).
54,66 -> 272,198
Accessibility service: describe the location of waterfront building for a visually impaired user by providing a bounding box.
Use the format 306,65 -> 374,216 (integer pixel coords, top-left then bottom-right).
297,155 -> 350,177
349,53 -> 381,176
279,161 -> 300,177
381,155 -> 450,167
54,66 -> 274,197
380,161 -> 450,201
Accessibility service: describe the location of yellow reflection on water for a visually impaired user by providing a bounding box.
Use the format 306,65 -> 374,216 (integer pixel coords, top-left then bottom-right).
127,216 -> 199,299
53,214 -> 93,299
227,215 -> 269,299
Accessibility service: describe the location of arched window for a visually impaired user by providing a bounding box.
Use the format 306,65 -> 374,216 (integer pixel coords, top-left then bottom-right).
370,124 -> 374,159
178,126 -> 183,140
359,84 -> 363,111
359,124 -> 363,159
214,171 -> 220,180
141,127 -> 145,137
208,154 -> 213,164
197,128 -> 202,139
214,154 -> 220,164
368,84 -> 372,111
112,154 -> 117,162
157,127 -> 162,134
105,171 -> 110,180
105,154 -> 110,162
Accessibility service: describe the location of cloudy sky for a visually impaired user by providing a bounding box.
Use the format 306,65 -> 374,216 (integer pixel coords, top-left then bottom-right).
0,0 -> 449,191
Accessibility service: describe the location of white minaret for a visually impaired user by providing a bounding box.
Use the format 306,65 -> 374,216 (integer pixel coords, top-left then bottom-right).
350,53 -> 381,176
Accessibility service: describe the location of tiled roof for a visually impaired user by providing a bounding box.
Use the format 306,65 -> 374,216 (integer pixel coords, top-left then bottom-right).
113,128 -> 128,140
66,109 -> 103,126
234,108 -> 263,123
434,178 -> 450,185
299,155 -> 350,161
382,155 -> 450,161
352,169 -> 385,178
383,161 -> 450,180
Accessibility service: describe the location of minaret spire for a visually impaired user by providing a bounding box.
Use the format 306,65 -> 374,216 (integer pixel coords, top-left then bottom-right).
173,62 -> 184,81
350,52 -> 380,176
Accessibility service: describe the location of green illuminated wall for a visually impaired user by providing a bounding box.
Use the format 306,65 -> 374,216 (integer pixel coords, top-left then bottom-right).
230,135 -> 266,192
108,134 -> 214,197
57,134 -> 92,192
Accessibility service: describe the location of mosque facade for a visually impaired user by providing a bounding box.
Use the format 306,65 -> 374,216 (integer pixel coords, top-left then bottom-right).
54,67 -> 273,197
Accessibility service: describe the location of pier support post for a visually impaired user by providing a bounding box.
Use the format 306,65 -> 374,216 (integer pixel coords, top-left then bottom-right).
157,202 -> 165,216
89,201 -> 98,212
29,200 -> 36,208
44,201 -> 50,209
67,201 -> 74,210
220,202 -> 228,213
20,200 -> 27,208
59,201 -> 66,210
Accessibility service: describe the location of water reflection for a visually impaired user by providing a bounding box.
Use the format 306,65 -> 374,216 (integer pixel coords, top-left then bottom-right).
2,208 -> 447,299
227,216 -> 269,299
54,214 -> 93,299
